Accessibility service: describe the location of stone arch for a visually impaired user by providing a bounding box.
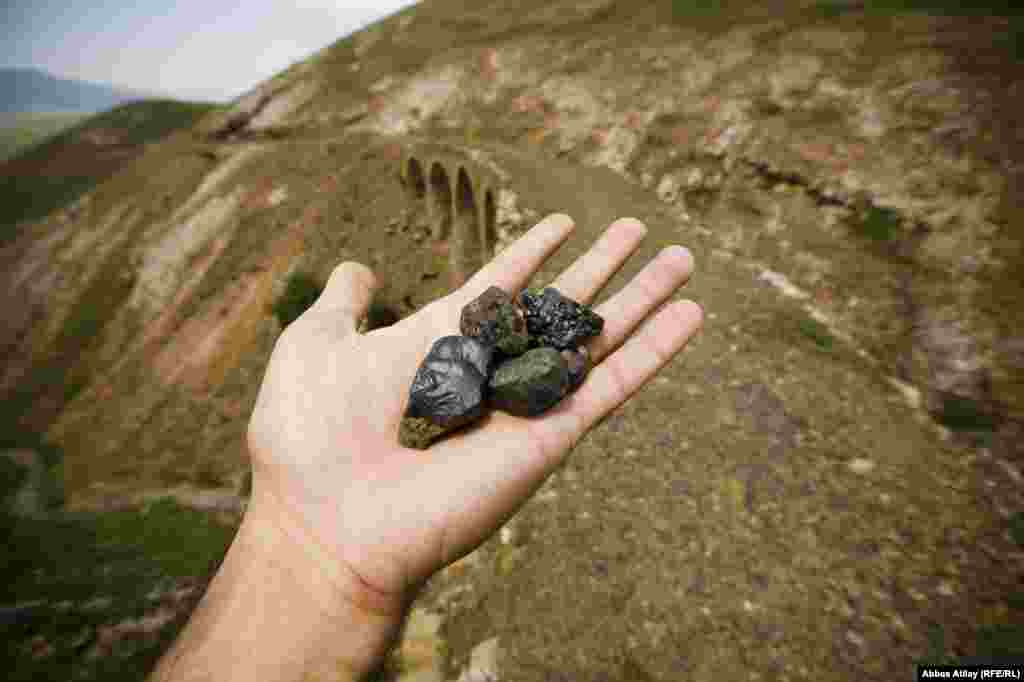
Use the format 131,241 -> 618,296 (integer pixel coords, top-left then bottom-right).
483,188 -> 497,256
398,145 -> 507,285
406,157 -> 426,199
455,166 -> 481,277
428,162 -> 451,240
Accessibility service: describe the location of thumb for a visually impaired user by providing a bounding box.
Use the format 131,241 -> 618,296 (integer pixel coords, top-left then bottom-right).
310,261 -> 378,335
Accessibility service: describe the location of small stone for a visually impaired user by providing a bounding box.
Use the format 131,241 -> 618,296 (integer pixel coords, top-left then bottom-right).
399,416 -> 450,450
488,347 -> 570,417
847,458 -> 875,475
560,345 -> 591,395
398,608 -> 444,680
422,335 -> 493,381
457,637 -> 501,682
400,336 -> 493,449
460,285 -> 531,356
518,287 -> 604,351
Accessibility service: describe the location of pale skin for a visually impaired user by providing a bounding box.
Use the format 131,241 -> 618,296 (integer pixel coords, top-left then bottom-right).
149,213 -> 702,682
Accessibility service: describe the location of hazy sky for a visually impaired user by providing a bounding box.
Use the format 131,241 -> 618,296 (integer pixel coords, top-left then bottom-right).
1,0 -> 420,102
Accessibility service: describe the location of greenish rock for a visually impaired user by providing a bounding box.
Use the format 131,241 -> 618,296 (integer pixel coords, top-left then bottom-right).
488,347 -> 570,417
460,285 -> 531,356
399,415 -> 450,450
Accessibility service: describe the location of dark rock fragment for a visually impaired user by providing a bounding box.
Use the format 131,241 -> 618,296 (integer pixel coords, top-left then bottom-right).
518,287 -> 604,351
398,416 -> 450,451
400,336 -> 493,449
424,334 -> 493,379
401,288 -> 604,447
460,286 -> 531,356
561,345 -> 592,395
488,347 -> 570,417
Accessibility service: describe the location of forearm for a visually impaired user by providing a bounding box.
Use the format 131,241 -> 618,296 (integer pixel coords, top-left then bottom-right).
148,497 -> 405,682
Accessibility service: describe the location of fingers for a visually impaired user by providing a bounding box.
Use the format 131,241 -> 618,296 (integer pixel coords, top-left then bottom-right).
450,213 -> 575,310
548,217 -> 648,305
413,297 -> 704,567
531,299 -> 704,461
587,244 -> 695,363
307,261 -> 378,333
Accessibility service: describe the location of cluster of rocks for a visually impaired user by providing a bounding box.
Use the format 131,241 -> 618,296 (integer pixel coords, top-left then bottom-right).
399,286 -> 604,449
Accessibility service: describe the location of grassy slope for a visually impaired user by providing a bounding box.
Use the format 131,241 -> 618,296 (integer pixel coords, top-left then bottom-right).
0,99 -> 221,244
0,113 -> 88,162
1,498 -> 235,682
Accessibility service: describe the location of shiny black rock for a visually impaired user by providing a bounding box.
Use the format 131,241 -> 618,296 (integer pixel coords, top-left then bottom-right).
403,335 -> 494,434
517,287 -> 604,351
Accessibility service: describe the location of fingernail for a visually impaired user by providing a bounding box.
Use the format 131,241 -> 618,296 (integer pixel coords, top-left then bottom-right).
663,245 -> 693,266
546,213 -> 575,233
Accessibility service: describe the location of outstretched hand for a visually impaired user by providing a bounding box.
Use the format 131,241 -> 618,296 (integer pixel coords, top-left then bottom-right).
246,213 -> 702,620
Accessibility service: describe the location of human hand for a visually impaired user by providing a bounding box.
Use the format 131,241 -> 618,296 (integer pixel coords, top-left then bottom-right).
246,213 -> 701,621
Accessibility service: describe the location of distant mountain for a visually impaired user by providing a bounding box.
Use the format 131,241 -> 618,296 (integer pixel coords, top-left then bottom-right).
0,67 -> 166,114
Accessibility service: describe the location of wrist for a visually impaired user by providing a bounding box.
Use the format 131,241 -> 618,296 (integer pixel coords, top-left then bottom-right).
238,494 -> 408,679
150,494 -> 406,682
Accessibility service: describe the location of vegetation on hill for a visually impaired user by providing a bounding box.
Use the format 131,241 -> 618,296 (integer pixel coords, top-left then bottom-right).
0,99 -> 221,245
1,497 -> 234,682
0,112 -> 87,162
271,271 -> 325,329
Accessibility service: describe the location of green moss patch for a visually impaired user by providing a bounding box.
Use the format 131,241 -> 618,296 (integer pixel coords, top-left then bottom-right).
1,497 -> 235,681
932,394 -> 999,432
974,622 -> 1024,659
0,455 -> 28,501
797,316 -> 835,351
1009,511 -> 1024,548
271,271 -> 324,329
1,497 -> 234,604
669,0 -> 722,20
914,620 -> 1024,667
0,175 -> 97,244
849,205 -> 901,242
813,0 -> 1024,17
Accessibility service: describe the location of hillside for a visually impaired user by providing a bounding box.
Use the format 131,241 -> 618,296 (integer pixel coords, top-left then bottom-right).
0,99 -> 222,242
1,0 -> 1022,679
0,112 -> 88,162
0,67 -> 164,114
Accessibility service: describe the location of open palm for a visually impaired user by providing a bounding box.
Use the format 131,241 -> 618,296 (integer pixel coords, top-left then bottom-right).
246,213 -> 702,614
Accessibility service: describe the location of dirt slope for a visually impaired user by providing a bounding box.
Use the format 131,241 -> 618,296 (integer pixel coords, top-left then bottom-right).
1,0 -> 1022,679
